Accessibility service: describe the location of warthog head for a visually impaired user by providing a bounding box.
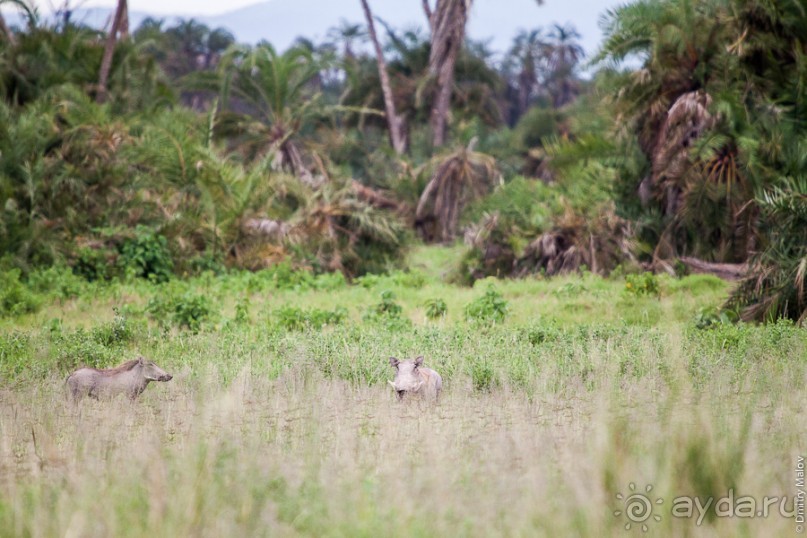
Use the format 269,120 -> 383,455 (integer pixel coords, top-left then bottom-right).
388,356 -> 425,399
139,356 -> 173,382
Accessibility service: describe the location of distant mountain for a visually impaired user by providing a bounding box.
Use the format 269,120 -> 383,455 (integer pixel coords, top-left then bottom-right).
2,0 -> 614,58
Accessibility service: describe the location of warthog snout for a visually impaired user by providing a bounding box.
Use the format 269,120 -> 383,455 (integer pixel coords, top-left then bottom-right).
388,356 -> 442,401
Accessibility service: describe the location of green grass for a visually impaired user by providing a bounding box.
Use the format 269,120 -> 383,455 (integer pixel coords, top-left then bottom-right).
0,248 -> 805,536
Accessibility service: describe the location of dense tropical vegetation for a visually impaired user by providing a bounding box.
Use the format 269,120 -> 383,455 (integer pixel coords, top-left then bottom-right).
0,0 -> 804,322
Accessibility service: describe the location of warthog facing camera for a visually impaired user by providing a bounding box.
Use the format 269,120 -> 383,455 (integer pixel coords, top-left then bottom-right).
388,356 -> 442,401
67,356 -> 172,400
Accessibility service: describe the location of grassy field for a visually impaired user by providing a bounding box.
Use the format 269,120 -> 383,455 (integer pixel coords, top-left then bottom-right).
1,248 -> 806,536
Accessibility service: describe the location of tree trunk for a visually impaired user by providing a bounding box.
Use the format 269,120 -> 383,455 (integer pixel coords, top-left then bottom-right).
0,12 -> 16,47
678,257 -> 747,281
427,0 -> 470,148
422,0 -> 434,32
96,0 -> 128,103
360,0 -> 406,155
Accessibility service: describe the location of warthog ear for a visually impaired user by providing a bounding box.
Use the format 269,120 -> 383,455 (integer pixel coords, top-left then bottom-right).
389,357 -> 399,367
414,356 -> 424,367
137,356 -> 145,365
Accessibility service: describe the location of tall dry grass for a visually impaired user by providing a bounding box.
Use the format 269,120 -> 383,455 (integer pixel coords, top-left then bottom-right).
1,328 -> 804,537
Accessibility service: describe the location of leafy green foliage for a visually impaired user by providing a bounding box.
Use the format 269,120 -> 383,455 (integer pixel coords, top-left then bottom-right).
146,286 -> 214,332
51,328 -> 115,372
468,357 -> 499,392
118,227 -> 175,282
274,306 -> 348,331
624,273 -> 660,297
0,331 -> 32,378
727,176 -> 807,323
464,285 -> 508,324
91,310 -> 137,347
365,290 -> 403,319
0,270 -> 42,317
424,298 -> 448,320
694,307 -> 739,330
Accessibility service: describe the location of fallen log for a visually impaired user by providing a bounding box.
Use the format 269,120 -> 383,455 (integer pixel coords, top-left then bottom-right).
678,256 -> 747,281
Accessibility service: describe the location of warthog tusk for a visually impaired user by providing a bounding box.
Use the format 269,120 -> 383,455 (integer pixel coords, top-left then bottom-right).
388,380 -> 396,389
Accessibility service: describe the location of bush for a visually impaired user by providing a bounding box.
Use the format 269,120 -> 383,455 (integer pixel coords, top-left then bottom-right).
28,265 -> 86,300
624,272 -> 660,297
52,328 -> 114,372
694,307 -> 739,330
424,298 -> 448,320
469,358 -> 498,392
0,270 -> 42,317
266,262 -> 316,291
465,286 -> 508,324
91,310 -> 137,346
146,286 -> 213,332
355,270 -> 427,289
118,226 -> 174,282
234,297 -> 251,324
73,246 -> 117,281
0,331 -> 32,378
365,290 -> 403,319
274,306 -> 348,331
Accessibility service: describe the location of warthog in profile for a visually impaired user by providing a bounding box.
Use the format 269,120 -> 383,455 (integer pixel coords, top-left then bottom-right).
67,356 -> 172,400
388,356 -> 442,401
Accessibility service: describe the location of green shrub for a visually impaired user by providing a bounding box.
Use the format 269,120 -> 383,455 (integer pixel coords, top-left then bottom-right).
91,310 -> 136,346
465,286 -> 508,324
693,307 -> 739,330
0,270 -> 42,317
520,324 -> 565,346
365,290 -> 403,319
118,226 -> 174,282
266,262 -> 316,291
28,265 -> 86,300
274,306 -> 347,331
172,293 -> 212,332
469,358 -> 498,392
146,287 -> 213,332
624,272 -> 660,297
312,271 -> 347,291
424,298 -> 448,320
52,328 -> 114,372
73,246 -> 117,281
188,253 -> 227,276
0,331 -> 32,378
234,297 -> 251,324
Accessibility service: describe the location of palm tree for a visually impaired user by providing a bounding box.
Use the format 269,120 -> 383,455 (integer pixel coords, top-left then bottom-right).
290,177 -> 406,275
161,19 -> 211,78
204,28 -> 234,69
596,0 -> 742,261
504,29 -> 545,122
327,19 -> 366,62
543,23 -> 583,108
415,138 -> 499,242
217,43 -> 325,186
0,0 -> 36,44
727,176 -> 807,323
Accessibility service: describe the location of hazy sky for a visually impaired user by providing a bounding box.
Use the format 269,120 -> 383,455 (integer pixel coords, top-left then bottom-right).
33,0 -> 623,17
16,0 -> 627,56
